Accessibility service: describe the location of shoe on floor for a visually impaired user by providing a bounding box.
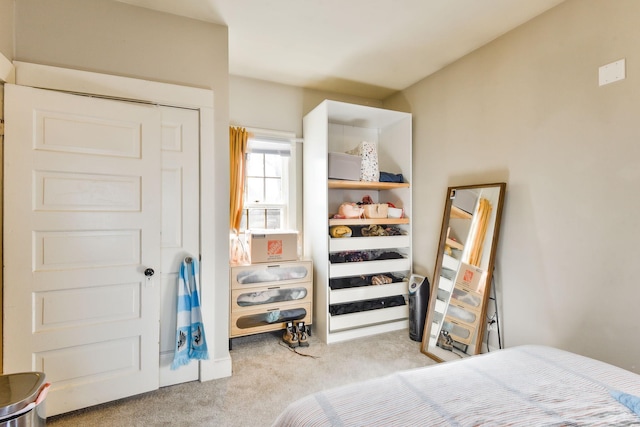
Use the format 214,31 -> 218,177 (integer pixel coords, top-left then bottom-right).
282,322 -> 299,348
437,330 -> 454,351
297,321 -> 309,347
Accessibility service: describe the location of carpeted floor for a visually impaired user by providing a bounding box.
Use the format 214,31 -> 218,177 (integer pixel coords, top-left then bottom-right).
47,329 -> 434,427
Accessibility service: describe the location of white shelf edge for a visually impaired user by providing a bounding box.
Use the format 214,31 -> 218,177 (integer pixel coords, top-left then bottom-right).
329,281 -> 408,304
442,254 -> 460,271
329,258 -> 411,278
439,277 -> 454,292
434,299 -> 447,314
326,320 -> 409,344
329,235 -> 410,252
329,304 -> 408,332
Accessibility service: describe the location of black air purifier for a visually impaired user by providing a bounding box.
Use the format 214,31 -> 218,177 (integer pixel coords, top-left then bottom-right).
408,274 -> 430,342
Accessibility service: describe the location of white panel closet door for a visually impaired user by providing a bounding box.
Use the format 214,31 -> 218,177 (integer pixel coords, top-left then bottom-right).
158,106 -> 201,386
3,84 -> 161,416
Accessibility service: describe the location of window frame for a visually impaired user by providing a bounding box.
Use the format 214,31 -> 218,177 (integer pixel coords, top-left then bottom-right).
240,127 -> 298,233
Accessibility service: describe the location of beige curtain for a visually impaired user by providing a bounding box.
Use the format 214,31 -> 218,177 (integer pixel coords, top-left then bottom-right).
229,127 -> 249,233
229,127 -> 249,265
467,198 -> 492,267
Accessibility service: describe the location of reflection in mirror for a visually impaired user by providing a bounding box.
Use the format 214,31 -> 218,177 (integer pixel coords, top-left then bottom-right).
421,183 -> 506,362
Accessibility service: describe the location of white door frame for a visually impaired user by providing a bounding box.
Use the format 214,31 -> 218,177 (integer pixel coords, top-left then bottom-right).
0,53 -> 13,83
0,52 -> 13,375
12,61 -> 232,382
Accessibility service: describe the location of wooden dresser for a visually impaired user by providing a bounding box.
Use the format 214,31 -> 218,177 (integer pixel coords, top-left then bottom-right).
230,260 -> 313,338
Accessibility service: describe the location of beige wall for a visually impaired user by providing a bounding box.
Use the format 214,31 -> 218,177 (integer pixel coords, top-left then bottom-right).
14,0 -> 226,91
230,75 -> 383,135
0,0 -> 12,59
11,0 -> 231,366
386,0 -> 640,371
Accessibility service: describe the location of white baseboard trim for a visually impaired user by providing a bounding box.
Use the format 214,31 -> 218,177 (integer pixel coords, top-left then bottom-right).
159,352 -> 199,388
200,355 -> 233,382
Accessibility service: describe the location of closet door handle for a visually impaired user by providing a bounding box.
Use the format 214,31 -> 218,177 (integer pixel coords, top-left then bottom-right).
144,268 -> 155,277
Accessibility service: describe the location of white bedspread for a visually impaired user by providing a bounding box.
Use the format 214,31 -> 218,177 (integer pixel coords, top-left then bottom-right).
272,345 -> 640,426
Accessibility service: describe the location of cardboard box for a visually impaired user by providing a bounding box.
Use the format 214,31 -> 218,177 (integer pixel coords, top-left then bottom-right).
328,152 -> 361,181
454,262 -> 486,294
248,231 -> 298,263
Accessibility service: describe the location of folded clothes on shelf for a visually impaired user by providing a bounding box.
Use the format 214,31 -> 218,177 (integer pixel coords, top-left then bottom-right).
379,171 -> 404,183
329,250 -> 404,264
329,295 -> 406,316
329,273 -> 405,289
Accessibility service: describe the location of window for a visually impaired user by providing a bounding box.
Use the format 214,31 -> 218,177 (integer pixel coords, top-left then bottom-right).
239,129 -> 297,232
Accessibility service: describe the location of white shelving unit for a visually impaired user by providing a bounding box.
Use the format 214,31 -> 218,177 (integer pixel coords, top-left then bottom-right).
303,100 -> 412,344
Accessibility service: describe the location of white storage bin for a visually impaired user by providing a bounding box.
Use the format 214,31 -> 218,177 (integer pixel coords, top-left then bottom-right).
328,152 -> 361,181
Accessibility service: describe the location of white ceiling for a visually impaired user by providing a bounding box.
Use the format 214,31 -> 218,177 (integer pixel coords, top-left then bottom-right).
118,0 -> 565,99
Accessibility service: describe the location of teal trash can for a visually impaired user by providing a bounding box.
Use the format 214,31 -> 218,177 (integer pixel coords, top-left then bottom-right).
0,372 -> 48,427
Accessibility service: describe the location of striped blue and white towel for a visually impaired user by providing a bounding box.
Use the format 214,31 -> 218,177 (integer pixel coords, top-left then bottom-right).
171,257 -> 209,370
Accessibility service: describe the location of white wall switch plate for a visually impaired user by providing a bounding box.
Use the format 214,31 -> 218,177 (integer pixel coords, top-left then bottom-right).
599,58 -> 626,86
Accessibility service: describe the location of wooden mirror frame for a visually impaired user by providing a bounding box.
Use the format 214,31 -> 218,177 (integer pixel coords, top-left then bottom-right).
421,182 -> 506,362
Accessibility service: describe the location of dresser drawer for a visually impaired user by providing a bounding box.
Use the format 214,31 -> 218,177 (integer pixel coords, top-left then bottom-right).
445,303 -> 480,327
231,282 -> 312,311
450,286 -> 483,311
330,304 -> 408,332
230,302 -> 312,337
442,317 -> 476,345
231,260 -> 312,289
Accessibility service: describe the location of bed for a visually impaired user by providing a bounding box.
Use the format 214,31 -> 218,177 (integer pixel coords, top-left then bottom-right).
272,345 -> 640,426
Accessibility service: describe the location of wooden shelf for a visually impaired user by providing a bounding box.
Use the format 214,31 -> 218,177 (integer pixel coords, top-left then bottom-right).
329,217 -> 410,226
451,205 -> 472,219
446,237 -> 464,250
328,179 -> 409,190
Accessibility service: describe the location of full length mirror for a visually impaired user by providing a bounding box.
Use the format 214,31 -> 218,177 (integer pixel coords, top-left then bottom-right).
421,183 -> 506,362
